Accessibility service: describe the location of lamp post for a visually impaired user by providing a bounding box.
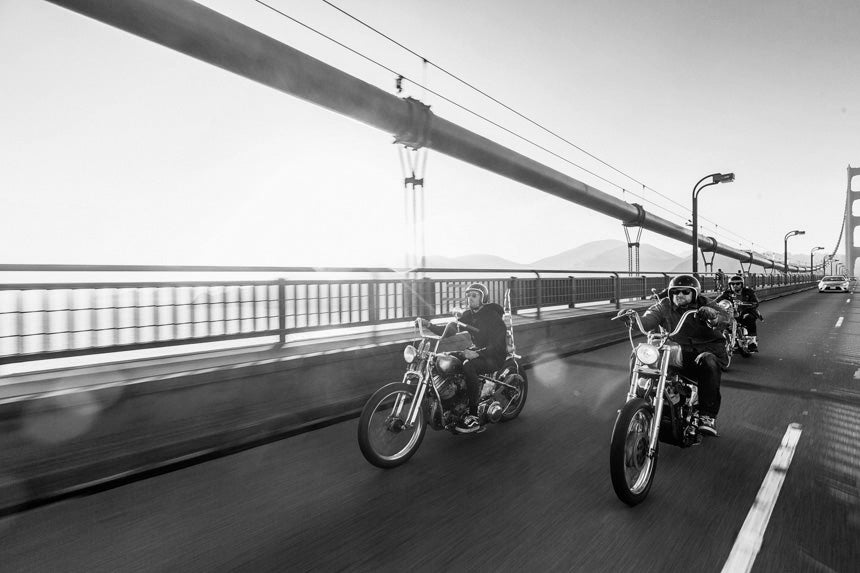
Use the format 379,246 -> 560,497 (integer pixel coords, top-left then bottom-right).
692,172 -> 735,274
783,229 -> 805,274
810,246 -> 824,280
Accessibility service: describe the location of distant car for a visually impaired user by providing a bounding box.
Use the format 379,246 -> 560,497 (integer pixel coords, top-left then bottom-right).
818,275 -> 850,293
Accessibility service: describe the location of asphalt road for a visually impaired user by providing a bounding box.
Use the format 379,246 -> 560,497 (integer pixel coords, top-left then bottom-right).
1,289 -> 857,572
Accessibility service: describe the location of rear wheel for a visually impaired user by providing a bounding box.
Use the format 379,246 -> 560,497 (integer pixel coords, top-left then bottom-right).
498,370 -> 528,422
610,398 -> 658,506
357,383 -> 426,468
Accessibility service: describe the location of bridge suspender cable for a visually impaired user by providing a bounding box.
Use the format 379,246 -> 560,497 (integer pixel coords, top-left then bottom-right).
46,0 -> 812,273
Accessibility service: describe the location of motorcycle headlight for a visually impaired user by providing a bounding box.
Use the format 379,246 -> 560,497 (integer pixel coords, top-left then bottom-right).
403,345 -> 417,363
635,343 -> 660,366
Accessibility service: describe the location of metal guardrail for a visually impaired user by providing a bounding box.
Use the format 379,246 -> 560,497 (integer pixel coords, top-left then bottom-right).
0,266 -> 817,365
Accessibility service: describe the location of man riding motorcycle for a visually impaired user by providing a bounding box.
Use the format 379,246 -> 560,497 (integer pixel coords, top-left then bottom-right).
714,275 -> 761,352
634,275 -> 730,436
418,283 -> 506,434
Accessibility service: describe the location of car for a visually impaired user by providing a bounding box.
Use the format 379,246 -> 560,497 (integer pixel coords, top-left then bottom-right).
818,275 -> 850,293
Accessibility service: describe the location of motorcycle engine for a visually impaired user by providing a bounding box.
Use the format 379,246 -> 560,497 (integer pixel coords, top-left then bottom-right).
433,375 -> 458,400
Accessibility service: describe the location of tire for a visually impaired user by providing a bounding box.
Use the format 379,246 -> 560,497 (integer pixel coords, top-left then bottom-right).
610,398 -> 658,506
737,326 -> 752,358
498,370 -> 528,422
357,382 -> 427,468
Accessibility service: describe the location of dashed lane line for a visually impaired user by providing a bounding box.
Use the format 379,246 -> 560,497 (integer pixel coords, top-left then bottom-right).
721,423 -> 804,573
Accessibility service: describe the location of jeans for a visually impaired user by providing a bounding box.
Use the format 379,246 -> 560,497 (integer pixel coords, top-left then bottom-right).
738,311 -> 757,336
678,347 -> 722,417
462,356 -> 500,416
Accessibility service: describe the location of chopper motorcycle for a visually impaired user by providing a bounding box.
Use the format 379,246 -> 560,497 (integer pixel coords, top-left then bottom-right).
609,308 -> 717,505
716,298 -> 757,363
357,298 -> 528,469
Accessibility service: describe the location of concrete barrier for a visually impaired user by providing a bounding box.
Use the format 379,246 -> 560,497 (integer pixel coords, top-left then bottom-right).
0,284 -> 813,512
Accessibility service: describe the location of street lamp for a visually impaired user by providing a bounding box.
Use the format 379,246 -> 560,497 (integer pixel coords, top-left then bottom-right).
810,246 -> 824,279
692,172 -> 735,274
783,230 -> 805,274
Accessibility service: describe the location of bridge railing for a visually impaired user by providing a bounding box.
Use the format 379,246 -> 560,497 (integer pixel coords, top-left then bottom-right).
0,266 -> 818,365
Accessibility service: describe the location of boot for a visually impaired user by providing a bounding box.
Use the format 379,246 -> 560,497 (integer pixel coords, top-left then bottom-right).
748,336 -> 758,352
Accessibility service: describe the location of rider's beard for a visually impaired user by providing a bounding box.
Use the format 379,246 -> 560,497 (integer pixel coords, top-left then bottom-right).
674,296 -> 692,309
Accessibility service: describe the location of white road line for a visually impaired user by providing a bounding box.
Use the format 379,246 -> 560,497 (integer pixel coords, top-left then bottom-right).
721,423 -> 803,573
835,317 -> 844,328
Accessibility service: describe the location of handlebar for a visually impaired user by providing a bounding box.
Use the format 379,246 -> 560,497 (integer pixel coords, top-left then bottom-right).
613,309 -> 700,338
415,318 -> 479,339
415,318 -> 439,340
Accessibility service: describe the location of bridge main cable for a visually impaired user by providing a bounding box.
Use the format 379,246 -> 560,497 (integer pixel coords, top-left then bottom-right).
46,0 -> 800,271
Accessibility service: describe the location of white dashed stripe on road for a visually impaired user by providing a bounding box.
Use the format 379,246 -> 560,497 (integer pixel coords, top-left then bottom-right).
721,423 -> 803,573
835,317 -> 844,328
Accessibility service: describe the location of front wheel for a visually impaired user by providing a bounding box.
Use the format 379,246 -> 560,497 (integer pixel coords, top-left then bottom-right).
357,382 -> 427,468
722,330 -> 734,371
610,398 -> 658,506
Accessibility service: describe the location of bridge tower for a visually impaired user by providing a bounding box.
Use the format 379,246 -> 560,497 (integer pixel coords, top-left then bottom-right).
847,165 -> 860,277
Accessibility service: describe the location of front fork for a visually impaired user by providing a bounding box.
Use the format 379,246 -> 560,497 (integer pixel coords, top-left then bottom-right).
399,371 -> 429,427
647,352 -> 671,458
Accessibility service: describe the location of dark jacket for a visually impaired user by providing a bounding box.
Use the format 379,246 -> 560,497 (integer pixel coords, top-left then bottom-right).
430,303 -> 507,366
640,295 -> 729,347
459,303 -> 507,366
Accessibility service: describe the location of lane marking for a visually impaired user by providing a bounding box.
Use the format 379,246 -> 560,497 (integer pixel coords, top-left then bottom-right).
835,317 -> 844,328
721,423 -> 803,573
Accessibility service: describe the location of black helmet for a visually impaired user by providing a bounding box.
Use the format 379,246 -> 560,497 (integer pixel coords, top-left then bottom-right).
465,282 -> 489,304
667,275 -> 701,299
729,275 -> 744,287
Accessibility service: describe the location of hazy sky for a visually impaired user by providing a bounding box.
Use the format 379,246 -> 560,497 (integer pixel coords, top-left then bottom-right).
2,0 -> 858,268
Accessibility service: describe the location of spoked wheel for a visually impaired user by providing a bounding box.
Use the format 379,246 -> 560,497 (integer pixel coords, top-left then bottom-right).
610,398 -> 658,506
357,382 -> 426,468
497,370 -> 528,422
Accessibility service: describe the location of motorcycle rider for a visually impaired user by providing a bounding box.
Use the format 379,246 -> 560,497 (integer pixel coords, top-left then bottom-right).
622,275 -> 729,437
715,268 -> 727,292
418,283 -> 507,433
715,275 -> 761,352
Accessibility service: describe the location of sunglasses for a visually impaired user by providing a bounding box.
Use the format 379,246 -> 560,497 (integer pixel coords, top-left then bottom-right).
673,289 -> 693,296
731,283 -> 742,287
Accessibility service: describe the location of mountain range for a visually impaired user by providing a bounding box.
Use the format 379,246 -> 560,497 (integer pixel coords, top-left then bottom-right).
423,240 -> 814,272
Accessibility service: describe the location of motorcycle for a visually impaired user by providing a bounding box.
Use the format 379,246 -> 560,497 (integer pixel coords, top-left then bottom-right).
716,298 -> 756,361
609,309 -> 711,506
357,295 -> 528,468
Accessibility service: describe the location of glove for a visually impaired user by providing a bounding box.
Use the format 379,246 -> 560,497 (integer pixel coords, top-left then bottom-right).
696,307 -> 718,322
